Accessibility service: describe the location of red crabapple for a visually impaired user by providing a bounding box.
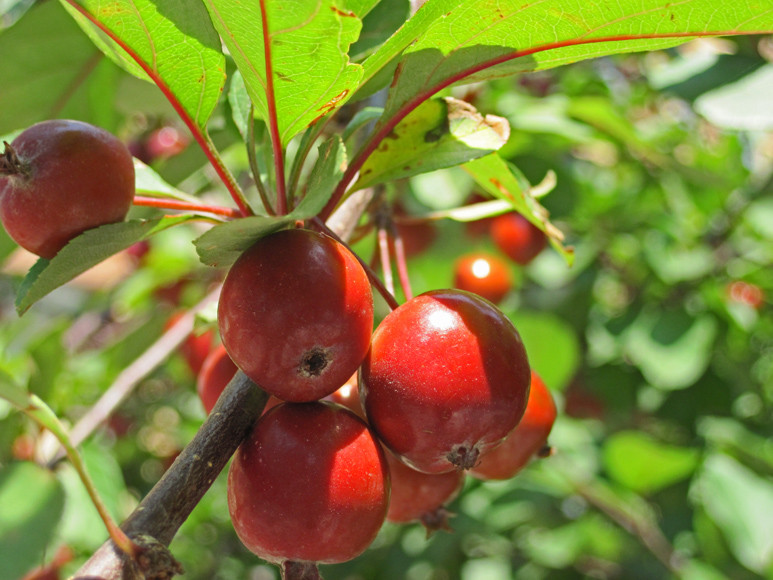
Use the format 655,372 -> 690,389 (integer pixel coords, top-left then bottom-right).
196,344 -> 238,414
360,289 -> 531,474
453,252 -> 513,304
490,212 -> 547,266
471,371 -> 557,480
228,402 -> 389,572
0,120 -> 135,259
218,228 -> 373,402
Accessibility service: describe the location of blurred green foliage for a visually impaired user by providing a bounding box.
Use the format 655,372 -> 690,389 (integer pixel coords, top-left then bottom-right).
0,2 -> 772,579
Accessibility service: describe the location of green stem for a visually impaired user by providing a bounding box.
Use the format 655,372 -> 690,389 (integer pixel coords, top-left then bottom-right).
24,395 -> 139,559
247,105 -> 276,215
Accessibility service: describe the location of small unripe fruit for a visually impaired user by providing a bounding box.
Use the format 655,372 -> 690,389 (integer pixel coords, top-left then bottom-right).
453,252 -> 513,304
471,371 -> 557,481
490,213 -> 547,266
0,120 -> 135,259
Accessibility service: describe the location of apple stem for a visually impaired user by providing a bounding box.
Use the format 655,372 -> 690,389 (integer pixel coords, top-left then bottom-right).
0,141 -> 28,177
281,561 -> 323,580
377,226 -> 395,297
312,218 -> 400,311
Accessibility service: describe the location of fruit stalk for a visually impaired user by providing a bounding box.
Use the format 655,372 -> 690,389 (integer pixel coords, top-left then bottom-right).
72,370 -> 268,579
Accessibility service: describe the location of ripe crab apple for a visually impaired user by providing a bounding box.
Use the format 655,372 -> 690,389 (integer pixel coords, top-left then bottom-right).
385,452 -> 464,533
164,312 -> 216,376
0,119 -> 135,259
453,252 -> 513,305
218,228 -> 373,402
196,344 -> 238,414
360,289 -> 531,474
228,401 -> 389,572
329,376 -> 464,533
471,371 -> 557,481
490,212 -> 547,266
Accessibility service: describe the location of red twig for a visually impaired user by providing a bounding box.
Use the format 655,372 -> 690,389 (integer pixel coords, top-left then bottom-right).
390,229 -> 414,301
133,195 -> 240,218
377,226 -> 395,296
259,0 -> 288,214
312,218 -> 400,311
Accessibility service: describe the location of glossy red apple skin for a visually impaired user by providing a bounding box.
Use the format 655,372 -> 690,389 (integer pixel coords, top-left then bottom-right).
453,252 -> 513,305
490,213 -> 547,266
227,402 -> 389,565
328,375 -> 464,529
385,451 -> 464,525
0,120 -> 135,259
360,289 -> 531,474
471,371 -> 557,481
218,228 -> 374,402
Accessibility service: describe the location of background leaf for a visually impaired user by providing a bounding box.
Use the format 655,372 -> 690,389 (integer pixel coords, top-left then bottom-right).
0,462 -> 65,580
603,431 -> 700,494
692,453 -> 773,574
0,1 -> 115,134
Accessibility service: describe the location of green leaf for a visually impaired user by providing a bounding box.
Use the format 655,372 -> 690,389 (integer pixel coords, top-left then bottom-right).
227,70 -> 253,141
692,453 -> 773,574
361,0 -> 773,118
194,156 -> 340,269
0,462 -> 65,580
695,64 -> 773,130
61,0 -> 226,128
603,431 -> 700,495
351,0 -> 411,60
0,1 -> 107,134
623,307 -> 718,390
15,216 -> 198,315
194,216 -> 291,268
204,0 -> 366,145
305,136 -> 348,211
353,97 -> 509,190
463,154 -> 574,264
507,311 -> 580,391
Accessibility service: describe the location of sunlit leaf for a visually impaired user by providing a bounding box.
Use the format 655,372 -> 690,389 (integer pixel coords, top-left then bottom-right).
603,431 -> 700,494
362,0 -> 773,117
463,154 -> 573,264
354,97 -> 509,190
204,0 -> 366,144
61,0 -> 226,128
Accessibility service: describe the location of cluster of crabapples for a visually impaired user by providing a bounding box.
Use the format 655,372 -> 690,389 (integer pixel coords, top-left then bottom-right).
0,119 -> 558,576
200,225 -> 559,575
